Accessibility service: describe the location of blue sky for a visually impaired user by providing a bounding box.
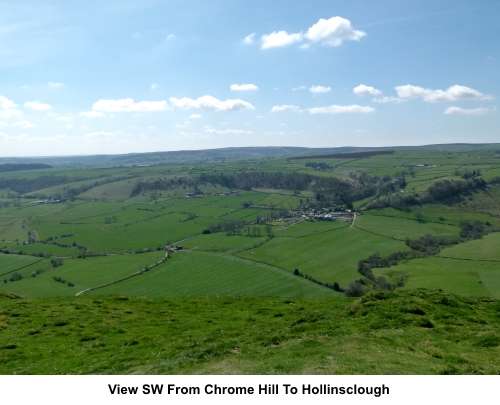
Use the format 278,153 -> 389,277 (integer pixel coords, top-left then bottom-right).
0,0 -> 499,156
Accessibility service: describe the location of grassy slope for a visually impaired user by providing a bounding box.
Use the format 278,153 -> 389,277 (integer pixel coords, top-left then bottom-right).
88,251 -> 336,298
0,217 -> 27,242
437,231 -> 500,261
374,258 -> 500,299
1,290 -> 499,375
0,253 -> 44,277
237,227 -> 409,286
356,214 -> 459,240
2,251 -> 165,298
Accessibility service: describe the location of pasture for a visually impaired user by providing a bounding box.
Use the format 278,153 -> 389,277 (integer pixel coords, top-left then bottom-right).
1,146 -> 500,301
238,227 -> 410,286
89,251 -> 337,298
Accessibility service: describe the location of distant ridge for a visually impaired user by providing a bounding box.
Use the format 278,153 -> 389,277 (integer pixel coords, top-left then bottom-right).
0,143 -> 498,167
289,150 -> 394,160
0,163 -> 52,173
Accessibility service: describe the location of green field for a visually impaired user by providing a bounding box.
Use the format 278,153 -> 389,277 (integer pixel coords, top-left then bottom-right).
373,257 -> 500,299
0,253 -> 45,277
438,232 -> 500,261
0,217 -> 27,242
90,251 -> 337,298
1,290 -> 500,374
238,227 -> 410,286
3,251 -> 165,298
356,214 -> 459,240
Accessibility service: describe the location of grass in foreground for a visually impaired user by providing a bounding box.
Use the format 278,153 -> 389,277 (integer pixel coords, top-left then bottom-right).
1,289 -> 499,374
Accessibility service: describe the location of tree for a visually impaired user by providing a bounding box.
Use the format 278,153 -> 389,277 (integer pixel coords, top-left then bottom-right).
265,223 -> 274,238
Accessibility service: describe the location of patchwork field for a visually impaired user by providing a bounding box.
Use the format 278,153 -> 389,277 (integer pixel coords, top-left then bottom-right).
2,147 -> 500,301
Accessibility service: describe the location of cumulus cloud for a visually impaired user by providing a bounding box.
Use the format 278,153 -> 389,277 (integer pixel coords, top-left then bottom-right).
0,96 -> 18,110
261,31 -> 303,49
169,95 -> 254,111
309,105 -> 375,114
206,128 -> 252,135
230,83 -> 258,91
11,120 -> 36,128
395,85 -> 492,102
0,96 -> 22,120
305,16 -> 366,46
444,106 -> 492,115
188,114 -> 202,119
271,105 -> 301,112
24,101 -> 53,111
353,85 -> 381,96
310,85 -> 331,94
92,98 -> 170,112
260,16 -> 365,49
243,33 -> 256,45
80,111 -> 104,118
372,96 -> 403,103
48,82 -> 63,88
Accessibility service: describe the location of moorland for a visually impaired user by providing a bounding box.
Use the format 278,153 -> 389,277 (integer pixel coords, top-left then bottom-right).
1,144 -> 500,374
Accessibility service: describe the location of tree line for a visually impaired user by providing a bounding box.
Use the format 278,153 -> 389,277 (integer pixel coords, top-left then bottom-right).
365,177 -> 487,210
344,220 -> 495,297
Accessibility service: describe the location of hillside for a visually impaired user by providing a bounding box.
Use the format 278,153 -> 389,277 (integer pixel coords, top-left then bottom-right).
0,290 -> 499,374
0,146 -> 500,302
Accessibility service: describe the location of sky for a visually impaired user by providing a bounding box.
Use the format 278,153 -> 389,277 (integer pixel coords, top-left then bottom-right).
0,0 -> 499,157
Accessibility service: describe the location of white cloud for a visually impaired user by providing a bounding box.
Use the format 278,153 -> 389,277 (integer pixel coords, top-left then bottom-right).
271,105 -> 301,112
169,95 -> 254,111
80,111 -> 104,118
0,122 -> 8,128
243,33 -> 256,45
230,83 -> 258,91
372,96 -> 403,103
310,85 -> 331,94
444,106 -> 492,115
292,86 -> 307,91
151,83 -> 158,90
92,98 -> 170,112
24,100 -> 53,111
264,131 -> 285,135
166,34 -> 176,40
260,16 -> 365,49
261,31 -> 303,49
48,82 -> 64,88
206,128 -> 252,135
12,120 -> 36,128
0,96 -> 18,109
395,85 -> 492,102
309,105 -> 375,114
0,110 -> 22,119
0,96 -> 22,120
353,85 -> 381,96
306,16 -> 366,46
188,114 -> 202,119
